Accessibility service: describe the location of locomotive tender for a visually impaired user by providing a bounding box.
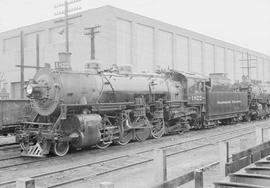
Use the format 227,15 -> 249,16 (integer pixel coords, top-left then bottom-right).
16,60 -> 250,157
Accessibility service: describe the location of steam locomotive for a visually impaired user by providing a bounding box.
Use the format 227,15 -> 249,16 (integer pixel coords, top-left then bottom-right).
15,57 -> 269,157
234,77 -> 270,120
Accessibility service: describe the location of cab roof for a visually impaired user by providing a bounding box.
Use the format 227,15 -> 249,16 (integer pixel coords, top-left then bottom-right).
167,69 -> 209,81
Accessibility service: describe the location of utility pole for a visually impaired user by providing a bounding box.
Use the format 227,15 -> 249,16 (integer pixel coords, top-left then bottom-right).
240,52 -> 257,81
20,31 -> 25,99
84,25 -> 101,60
16,33 -> 42,71
0,73 -> 6,89
0,73 -> 8,99
54,0 -> 82,53
64,0 -> 69,53
36,34 -> 40,71
16,32 -> 40,99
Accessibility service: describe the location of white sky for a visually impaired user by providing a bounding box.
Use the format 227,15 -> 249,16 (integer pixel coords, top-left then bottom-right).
0,0 -> 269,55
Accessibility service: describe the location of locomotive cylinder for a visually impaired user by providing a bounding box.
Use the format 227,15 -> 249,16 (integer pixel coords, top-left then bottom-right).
67,114 -> 102,148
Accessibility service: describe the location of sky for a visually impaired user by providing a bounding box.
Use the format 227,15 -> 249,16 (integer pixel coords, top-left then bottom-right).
0,0 -> 269,55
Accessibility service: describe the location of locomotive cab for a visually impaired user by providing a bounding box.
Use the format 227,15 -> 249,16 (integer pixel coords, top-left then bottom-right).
164,70 -> 208,130
187,77 -> 206,104
165,70 -> 207,104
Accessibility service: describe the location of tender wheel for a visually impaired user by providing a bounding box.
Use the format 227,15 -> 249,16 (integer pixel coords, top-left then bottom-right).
151,118 -> 165,139
96,140 -> 111,149
53,141 -> 69,156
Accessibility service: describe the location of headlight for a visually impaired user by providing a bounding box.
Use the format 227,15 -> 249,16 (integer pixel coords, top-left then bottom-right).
26,84 -> 33,95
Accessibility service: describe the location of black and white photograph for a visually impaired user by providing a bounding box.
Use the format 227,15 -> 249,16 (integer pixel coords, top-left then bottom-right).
0,0 -> 270,187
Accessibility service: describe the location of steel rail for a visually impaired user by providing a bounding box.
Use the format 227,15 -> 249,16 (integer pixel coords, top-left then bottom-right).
0,143 -> 19,150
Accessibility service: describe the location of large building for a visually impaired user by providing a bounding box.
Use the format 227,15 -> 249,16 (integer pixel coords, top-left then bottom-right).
0,6 -> 270,98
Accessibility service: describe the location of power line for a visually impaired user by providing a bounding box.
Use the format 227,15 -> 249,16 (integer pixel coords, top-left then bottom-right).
0,72 -> 6,89
240,52 -> 257,80
54,0 -> 82,53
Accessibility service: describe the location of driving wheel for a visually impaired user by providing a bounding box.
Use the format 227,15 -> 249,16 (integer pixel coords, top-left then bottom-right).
117,125 -> 133,145
151,118 -> 165,139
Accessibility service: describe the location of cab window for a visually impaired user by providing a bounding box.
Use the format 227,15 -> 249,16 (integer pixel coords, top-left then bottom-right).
188,79 -> 204,94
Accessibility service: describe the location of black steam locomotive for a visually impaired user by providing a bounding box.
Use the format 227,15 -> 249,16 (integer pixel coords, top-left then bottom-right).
15,60 -> 269,157
234,77 -> 270,120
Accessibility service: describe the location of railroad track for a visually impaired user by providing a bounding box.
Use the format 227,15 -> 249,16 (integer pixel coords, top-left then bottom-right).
0,147 -> 20,159
0,124 -> 254,170
0,143 -> 19,151
0,124 -> 258,188
0,135 -> 18,147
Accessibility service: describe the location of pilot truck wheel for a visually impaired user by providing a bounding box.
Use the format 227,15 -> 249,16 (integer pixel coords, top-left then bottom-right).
53,141 -> 70,156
